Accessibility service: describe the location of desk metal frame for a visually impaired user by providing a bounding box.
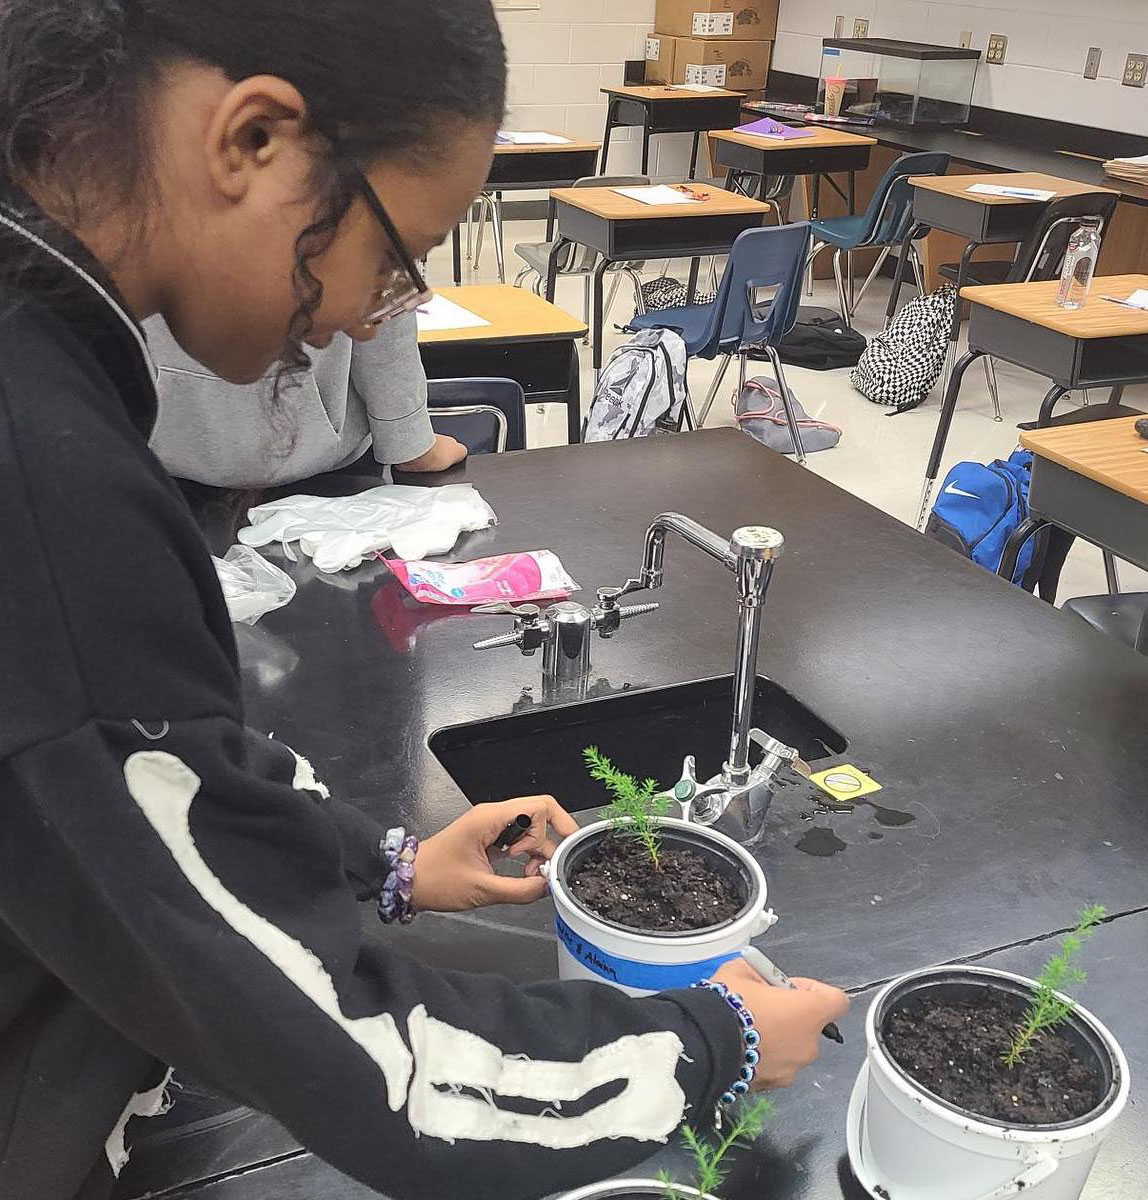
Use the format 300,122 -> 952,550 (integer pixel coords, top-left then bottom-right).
600,91 -> 742,179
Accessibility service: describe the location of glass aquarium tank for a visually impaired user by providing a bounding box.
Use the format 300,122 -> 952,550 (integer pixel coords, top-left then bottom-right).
817,38 -> 980,127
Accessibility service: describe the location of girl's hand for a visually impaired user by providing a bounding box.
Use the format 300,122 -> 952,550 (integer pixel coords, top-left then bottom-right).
711,959 -> 850,1089
411,796 -> 579,913
394,434 -> 467,473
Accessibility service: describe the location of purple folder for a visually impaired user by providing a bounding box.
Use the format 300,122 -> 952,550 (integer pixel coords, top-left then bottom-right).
739,117 -> 815,140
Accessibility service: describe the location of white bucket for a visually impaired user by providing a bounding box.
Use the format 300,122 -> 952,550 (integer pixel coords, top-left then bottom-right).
847,966 -> 1130,1200
558,1181 -> 714,1200
547,817 -> 775,997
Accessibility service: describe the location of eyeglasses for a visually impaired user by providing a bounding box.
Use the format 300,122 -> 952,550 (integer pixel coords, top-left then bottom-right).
348,164 -> 433,326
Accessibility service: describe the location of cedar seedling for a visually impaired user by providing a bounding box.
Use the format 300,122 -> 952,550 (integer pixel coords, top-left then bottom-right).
659,1098 -> 774,1200
1003,904 -> 1107,1069
583,746 -> 670,870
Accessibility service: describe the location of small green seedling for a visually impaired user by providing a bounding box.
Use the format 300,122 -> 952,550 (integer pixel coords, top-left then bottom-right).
1003,904 -> 1107,1069
659,1098 -> 774,1200
583,746 -> 670,870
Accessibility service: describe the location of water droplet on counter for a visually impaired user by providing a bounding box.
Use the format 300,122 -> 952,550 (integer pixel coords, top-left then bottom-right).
796,827 -> 847,857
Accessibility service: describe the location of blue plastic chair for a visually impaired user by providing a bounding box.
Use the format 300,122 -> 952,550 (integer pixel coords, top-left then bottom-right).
807,151 -> 949,323
629,222 -> 813,459
426,377 -> 526,454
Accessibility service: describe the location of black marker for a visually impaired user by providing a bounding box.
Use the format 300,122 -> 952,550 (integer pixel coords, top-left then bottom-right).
742,947 -> 844,1044
493,813 -> 533,852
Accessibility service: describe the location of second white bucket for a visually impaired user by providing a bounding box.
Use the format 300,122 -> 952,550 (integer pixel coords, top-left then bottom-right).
848,965 -> 1130,1200
547,817 -> 774,998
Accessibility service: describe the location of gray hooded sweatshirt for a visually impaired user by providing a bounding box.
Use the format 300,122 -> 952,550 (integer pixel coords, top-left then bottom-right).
145,314 -> 435,488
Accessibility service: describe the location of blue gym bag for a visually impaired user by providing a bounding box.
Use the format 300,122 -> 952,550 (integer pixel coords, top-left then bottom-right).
925,450 -> 1038,586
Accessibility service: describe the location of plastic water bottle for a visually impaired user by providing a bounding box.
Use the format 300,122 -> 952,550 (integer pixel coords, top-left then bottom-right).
1056,221 -> 1102,310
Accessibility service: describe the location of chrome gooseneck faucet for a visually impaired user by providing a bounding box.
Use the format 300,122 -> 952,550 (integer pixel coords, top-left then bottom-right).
611,513 -> 810,842
472,511 -> 808,842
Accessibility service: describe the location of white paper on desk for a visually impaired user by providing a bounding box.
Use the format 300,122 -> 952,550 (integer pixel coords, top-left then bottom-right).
496,131 -> 570,145
612,185 -> 698,205
415,294 -> 491,333
967,183 -> 1057,200
1121,289 -> 1148,310
1109,154 -> 1148,166
669,83 -> 723,93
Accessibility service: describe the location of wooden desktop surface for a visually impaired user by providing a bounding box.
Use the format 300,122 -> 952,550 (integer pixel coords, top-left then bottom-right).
1021,416 -> 1148,506
910,171 -> 1118,204
711,125 -> 877,151
550,181 -> 769,220
602,84 -> 744,102
961,275 -> 1148,338
494,133 -> 601,155
417,285 -> 587,345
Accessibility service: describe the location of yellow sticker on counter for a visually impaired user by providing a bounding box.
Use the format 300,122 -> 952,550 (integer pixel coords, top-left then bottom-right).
809,764 -> 882,801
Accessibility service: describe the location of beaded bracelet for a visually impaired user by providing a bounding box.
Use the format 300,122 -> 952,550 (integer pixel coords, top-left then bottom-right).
378,827 -> 419,926
692,979 -> 761,1105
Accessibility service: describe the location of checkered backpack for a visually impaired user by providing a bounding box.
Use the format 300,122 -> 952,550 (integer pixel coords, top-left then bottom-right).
850,286 -> 957,413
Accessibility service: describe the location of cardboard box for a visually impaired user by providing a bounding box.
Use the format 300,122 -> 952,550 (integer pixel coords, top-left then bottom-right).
643,33 -> 677,85
655,0 -> 778,41
672,38 -> 772,92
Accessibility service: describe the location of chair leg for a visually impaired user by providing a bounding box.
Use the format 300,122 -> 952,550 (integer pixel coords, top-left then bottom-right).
707,257 -> 720,293
910,245 -> 925,295
831,250 -> 849,324
603,271 -> 624,325
983,356 -> 1002,422
738,348 -> 748,398
582,275 -> 592,345
849,245 -> 892,317
490,194 -> 506,284
473,195 -> 489,270
765,345 -> 807,464
1103,551 -> 1121,594
626,269 -> 646,316
697,354 -> 733,428
514,265 -> 533,289
466,205 -> 474,263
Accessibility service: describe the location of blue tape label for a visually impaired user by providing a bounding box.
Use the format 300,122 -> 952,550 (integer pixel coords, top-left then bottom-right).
555,916 -> 740,991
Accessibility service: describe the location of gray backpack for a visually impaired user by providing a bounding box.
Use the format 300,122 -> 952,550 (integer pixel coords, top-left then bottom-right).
584,329 -> 689,441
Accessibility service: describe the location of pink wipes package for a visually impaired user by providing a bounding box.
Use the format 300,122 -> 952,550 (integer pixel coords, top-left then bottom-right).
384,550 -> 579,606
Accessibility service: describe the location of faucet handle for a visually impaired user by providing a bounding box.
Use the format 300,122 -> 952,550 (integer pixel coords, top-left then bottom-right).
473,604 -> 547,656
666,755 -> 730,823
593,587 -> 659,639
749,728 -> 812,780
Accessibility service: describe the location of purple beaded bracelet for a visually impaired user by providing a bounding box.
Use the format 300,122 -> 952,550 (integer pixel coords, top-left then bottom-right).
378,827 -> 419,926
693,979 -> 761,1105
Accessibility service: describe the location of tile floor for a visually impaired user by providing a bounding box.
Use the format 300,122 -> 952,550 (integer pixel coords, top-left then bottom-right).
426,219 -> 1148,605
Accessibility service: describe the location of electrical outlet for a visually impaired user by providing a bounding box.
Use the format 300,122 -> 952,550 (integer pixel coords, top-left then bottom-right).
959,30 -> 973,50
1085,47 -> 1102,79
1123,53 -> 1148,87
853,18 -> 869,38
986,34 -> 1008,65
834,14 -> 845,36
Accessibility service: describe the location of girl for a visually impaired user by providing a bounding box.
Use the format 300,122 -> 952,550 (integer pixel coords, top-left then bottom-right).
0,3 -> 848,1198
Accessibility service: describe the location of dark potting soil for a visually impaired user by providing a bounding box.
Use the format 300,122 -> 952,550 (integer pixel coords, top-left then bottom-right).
883,992 -> 1105,1125
566,833 -> 744,933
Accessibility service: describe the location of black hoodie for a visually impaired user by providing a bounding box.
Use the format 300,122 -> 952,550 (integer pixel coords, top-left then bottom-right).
0,198 -> 741,1200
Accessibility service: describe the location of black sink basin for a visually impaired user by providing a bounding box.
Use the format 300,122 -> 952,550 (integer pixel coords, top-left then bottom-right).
429,675 -> 847,811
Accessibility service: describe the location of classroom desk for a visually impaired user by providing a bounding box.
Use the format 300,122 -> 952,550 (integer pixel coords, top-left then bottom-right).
918,276 -> 1148,530
545,182 -> 770,371
111,429 -> 1148,1200
891,172 -> 1117,361
600,85 -> 744,179
451,136 -> 602,286
417,284 -> 588,446
997,415 -> 1148,592
708,125 -> 877,213
741,100 -> 1148,210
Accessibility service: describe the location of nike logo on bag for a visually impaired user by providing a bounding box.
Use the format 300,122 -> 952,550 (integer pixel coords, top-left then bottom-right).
944,483 -> 980,500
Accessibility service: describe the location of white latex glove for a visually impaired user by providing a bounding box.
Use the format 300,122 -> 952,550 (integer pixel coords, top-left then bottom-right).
237,484 -> 497,573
